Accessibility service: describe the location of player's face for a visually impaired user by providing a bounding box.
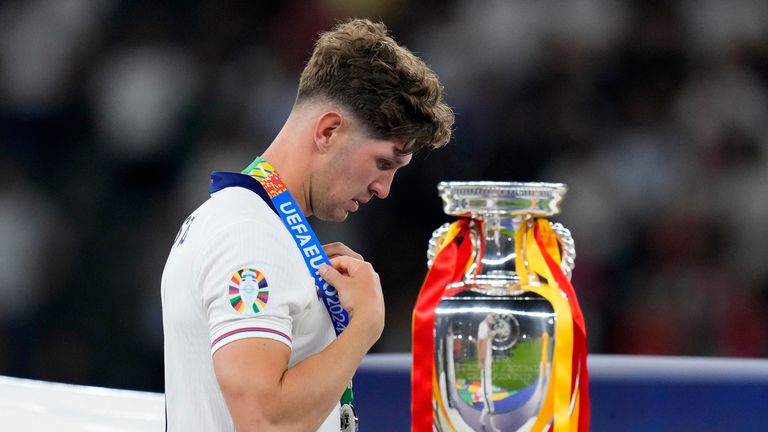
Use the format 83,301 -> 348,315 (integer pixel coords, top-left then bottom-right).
310,127 -> 411,222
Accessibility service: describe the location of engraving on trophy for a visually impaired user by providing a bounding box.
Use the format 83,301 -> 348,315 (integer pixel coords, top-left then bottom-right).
431,181 -> 572,432
488,313 -> 520,351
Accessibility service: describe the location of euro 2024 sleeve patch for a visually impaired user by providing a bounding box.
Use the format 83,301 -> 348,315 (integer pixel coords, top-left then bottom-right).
228,268 -> 269,314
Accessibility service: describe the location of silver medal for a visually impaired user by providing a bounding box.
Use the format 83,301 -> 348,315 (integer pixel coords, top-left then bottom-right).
339,404 -> 358,432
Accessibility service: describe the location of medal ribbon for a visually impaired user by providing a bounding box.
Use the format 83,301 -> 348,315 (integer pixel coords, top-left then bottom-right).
232,157 -> 355,414
241,157 -> 350,336
411,218 -> 474,432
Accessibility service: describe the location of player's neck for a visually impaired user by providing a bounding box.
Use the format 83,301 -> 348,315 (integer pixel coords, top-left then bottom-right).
261,135 -> 312,218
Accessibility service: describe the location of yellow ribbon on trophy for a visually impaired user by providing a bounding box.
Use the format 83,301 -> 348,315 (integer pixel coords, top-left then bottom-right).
515,218 -> 589,432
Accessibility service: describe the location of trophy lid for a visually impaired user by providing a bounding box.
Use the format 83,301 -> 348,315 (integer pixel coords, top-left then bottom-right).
438,181 -> 567,217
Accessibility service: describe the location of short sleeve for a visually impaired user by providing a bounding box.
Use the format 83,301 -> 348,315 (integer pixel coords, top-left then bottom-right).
199,217 -> 314,355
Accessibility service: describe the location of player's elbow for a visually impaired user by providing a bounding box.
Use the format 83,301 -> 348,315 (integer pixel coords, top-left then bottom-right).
221,381 -> 325,432
213,339 -> 318,430
221,386 -> 290,431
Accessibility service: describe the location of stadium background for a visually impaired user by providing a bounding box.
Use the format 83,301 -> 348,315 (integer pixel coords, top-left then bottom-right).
1,0 -> 767,396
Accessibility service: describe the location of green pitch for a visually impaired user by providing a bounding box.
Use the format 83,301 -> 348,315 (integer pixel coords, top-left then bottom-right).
454,339 -> 552,391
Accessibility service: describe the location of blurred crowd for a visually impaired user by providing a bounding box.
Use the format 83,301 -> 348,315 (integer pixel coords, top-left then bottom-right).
1,0 -> 767,392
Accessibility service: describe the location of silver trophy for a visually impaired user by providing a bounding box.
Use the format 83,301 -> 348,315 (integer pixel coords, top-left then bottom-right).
429,182 -> 575,432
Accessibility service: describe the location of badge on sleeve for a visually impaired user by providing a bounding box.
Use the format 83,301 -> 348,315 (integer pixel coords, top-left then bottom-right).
228,268 -> 270,314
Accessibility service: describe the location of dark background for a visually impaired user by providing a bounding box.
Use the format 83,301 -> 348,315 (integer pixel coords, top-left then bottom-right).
1,0 -> 767,393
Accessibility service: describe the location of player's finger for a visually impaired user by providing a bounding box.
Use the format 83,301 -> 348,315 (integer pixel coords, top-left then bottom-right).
322,242 -> 364,261
317,262 -> 346,286
327,255 -> 368,275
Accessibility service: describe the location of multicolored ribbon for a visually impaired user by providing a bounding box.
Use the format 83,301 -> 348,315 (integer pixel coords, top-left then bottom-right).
411,217 -> 589,431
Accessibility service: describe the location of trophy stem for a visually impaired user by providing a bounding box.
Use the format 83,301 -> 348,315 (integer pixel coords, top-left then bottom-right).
461,214 -> 527,290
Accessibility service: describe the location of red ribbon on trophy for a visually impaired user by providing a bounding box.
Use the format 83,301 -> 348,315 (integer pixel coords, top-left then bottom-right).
411,218 -> 474,432
534,219 -> 590,432
512,219 -> 589,432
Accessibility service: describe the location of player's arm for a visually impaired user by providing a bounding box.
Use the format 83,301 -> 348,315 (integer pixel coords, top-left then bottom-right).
477,337 -> 487,366
477,322 -> 489,367
213,256 -> 384,432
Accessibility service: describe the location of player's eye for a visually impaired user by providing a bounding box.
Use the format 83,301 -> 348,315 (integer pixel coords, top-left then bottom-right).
377,159 -> 393,170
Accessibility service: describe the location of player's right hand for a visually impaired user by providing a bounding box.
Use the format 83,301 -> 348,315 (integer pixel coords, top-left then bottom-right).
318,257 -> 384,341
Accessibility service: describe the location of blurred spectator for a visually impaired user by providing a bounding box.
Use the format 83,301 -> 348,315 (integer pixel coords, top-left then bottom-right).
90,46 -> 202,161
0,157 -> 74,376
0,0 -> 107,112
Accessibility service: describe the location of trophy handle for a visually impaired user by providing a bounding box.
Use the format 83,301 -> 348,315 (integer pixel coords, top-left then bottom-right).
550,222 -> 576,280
427,223 -> 452,269
428,221 -> 575,279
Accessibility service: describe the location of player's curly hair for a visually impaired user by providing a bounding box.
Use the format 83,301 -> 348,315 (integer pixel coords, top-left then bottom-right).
297,18 -> 454,154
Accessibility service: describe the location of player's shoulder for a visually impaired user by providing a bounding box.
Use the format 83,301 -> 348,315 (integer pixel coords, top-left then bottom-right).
203,186 -> 278,226
184,186 -> 285,249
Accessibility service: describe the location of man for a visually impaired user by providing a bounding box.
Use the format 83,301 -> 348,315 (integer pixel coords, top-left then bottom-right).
161,18 -> 453,431
478,314 -> 500,432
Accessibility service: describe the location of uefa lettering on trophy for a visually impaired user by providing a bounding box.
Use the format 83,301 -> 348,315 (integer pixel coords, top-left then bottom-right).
412,182 -> 590,432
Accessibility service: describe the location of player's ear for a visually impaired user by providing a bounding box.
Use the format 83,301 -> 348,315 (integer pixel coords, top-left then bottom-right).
313,111 -> 343,153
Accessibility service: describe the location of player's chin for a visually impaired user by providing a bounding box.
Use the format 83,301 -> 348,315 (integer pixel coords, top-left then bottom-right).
335,210 -> 350,222
318,208 -> 349,223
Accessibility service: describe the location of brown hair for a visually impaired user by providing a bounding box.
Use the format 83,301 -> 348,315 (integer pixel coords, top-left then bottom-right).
297,18 -> 454,154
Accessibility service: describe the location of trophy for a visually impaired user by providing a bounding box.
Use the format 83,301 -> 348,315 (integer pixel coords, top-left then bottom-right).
412,182 -> 589,432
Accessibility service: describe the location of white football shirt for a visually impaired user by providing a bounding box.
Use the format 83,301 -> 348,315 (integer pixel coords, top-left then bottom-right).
162,184 -> 338,431
478,318 -> 494,374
